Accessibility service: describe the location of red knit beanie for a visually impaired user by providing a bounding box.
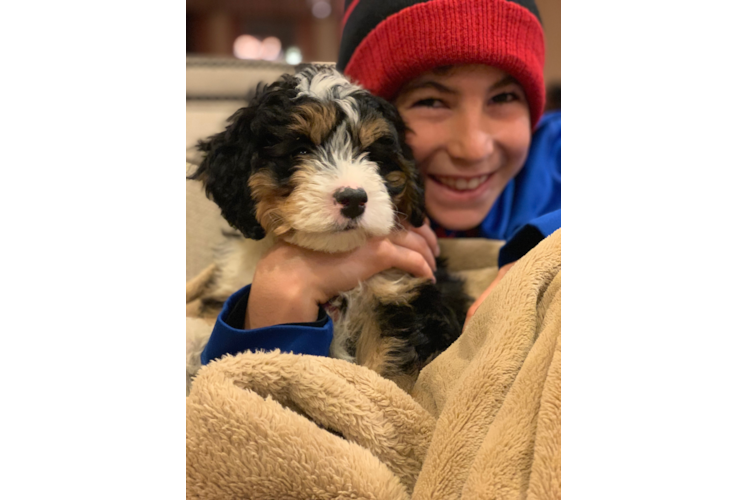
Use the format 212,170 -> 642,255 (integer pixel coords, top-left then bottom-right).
338,0 -> 546,128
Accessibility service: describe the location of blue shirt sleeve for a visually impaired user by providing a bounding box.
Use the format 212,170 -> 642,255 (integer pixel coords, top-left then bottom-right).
200,284 -> 334,365
498,209 -> 561,267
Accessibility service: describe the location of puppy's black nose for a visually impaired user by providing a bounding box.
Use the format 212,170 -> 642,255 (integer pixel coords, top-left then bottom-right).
334,187 -> 368,219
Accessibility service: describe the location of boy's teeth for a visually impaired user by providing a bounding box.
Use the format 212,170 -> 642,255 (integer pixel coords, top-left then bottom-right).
436,175 -> 488,191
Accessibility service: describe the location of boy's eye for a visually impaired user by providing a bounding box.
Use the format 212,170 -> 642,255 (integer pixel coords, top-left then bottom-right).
491,92 -> 519,104
412,98 -> 445,108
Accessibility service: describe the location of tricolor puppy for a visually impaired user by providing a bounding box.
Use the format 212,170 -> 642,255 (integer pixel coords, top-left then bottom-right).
192,65 -> 470,391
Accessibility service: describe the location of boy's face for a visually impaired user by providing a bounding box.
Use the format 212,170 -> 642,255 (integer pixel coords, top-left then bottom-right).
395,64 -> 532,231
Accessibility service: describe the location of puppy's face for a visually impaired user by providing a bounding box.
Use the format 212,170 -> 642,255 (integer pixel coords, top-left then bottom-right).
193,65 -> 425,253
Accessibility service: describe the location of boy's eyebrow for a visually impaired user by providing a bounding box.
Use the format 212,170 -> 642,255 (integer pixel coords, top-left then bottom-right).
401,81 -> 457,95
401,74 -> 521,96
489,75 -> 521,91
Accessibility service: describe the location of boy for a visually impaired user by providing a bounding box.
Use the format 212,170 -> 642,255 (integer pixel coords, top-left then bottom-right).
200,0 -> 560,363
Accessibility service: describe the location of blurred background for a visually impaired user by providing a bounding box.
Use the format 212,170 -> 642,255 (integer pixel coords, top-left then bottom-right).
186,0 -> 560,109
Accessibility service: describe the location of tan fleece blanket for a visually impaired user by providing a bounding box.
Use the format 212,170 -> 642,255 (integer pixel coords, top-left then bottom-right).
186,230 -> 560,499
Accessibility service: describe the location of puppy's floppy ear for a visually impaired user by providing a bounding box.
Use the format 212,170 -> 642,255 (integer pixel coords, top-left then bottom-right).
189,102 -> 266,240
398,156 -> 427,228
371,95 -> 427,228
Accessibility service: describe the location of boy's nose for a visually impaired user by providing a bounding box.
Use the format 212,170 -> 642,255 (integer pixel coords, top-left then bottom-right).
448,111 -> 494,163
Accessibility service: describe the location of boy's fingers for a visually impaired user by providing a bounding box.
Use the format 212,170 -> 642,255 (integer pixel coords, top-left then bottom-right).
389,229 -> 437,271
465,286 -> 490,328
412,219 -> 440,258
372,239 -> 435,281
465,303 -> 479,325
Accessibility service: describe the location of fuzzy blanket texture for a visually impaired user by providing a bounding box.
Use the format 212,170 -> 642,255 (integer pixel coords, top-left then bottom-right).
186,230 -> 560,499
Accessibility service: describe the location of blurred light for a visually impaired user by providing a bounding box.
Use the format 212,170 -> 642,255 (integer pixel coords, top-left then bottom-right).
259,36 -> 282,61
285,47 -> 302,65
234,35 -> 283,61
312,0 -> 332,19
233,34 -> 261,60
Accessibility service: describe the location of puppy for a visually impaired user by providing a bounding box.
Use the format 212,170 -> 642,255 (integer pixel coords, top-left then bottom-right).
191,65 -> 470,391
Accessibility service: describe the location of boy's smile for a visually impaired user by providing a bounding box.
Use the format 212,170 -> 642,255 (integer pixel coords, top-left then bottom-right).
427,171 -> 497,204
395,64 -> 532,231
431,173 -> 493,191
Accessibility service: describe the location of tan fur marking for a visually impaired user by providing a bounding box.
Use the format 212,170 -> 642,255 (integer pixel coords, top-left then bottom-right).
248,171 -> 293,236
385,171 -> 407,188
277,161 -> 320,233
386,171 -> 407,209
358,117 -> 392,148
356,322 -> 416,391
355,320 -> 386,371
335,272 -> 424,392
397,158 -> 423,222
366,271 -> 425,305
288,102 -> 338,144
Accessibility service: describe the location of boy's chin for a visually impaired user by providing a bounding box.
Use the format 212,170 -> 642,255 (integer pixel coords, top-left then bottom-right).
428,206 -> 491,232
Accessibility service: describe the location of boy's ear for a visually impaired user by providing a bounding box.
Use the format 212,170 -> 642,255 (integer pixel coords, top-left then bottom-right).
189,105 -> 266,240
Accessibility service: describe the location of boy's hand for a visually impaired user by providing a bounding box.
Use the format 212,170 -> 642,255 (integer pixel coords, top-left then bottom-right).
408,216 -> 440,260
246,222 -> 438,330
463,261 -> 516,329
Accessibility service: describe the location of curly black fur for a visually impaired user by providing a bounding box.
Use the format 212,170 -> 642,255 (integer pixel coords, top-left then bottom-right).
375,257 -> 472,376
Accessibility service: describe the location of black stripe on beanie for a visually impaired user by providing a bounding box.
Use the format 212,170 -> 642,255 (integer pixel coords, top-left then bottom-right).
339,0 -> 429,73
338,0 -> 542,73
508,0 -> 541,22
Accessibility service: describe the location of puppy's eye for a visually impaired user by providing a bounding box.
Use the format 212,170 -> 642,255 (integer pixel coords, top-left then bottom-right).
292,147 -> 309,157
377,135 -> 396,146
